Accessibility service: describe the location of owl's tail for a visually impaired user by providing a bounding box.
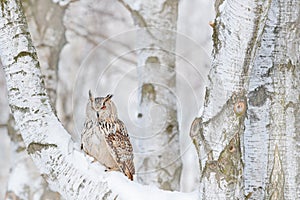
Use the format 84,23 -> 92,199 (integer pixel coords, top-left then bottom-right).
125,167 -> 133,181
123,161 -> 135,181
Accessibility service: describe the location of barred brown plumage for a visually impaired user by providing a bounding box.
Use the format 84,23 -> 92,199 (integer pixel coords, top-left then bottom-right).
81,90 -> 135,180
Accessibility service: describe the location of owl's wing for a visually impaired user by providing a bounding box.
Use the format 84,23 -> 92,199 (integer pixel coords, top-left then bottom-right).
99,120 -> 135,180
81,119 -> 94,150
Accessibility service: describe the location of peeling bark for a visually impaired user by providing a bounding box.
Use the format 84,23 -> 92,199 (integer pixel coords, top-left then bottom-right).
267,145 -> 284,200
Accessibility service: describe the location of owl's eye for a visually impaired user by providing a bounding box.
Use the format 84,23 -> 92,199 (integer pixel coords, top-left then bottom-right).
96,112 -> 99,118
101,103 -> 106,110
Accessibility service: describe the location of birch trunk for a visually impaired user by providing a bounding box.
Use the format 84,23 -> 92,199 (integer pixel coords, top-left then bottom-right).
4,1 -> 66,199
5,115 -> 61,200
252,1 -> 299,199
119,0 -> 182,191
190,0 -> 299,199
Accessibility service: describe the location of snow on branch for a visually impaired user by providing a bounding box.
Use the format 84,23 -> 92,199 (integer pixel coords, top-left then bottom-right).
52,0 -> 77,7
0,0 -> 196,199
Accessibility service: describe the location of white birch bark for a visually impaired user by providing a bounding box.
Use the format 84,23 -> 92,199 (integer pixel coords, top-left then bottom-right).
258,0 -> 299,199
119,0 -> 182,191
0,1 -> 195,199
5,115 -> 61,200
190,0 -> 263,198
4,1 -> 66,199
190,0 -> 299,199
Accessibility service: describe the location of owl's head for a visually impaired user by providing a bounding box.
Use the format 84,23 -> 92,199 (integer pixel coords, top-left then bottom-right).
86,90 -> 118,121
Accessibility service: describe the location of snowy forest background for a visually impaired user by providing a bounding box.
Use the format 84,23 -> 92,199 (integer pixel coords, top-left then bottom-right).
0,0 -> 214,198
0,0 -> 299,199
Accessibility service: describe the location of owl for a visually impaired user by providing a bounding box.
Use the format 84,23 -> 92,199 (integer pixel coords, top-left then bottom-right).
81,90 -> 135,180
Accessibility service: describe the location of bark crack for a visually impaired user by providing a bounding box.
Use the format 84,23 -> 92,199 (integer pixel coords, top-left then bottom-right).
13,51 -> 38,64
27,142 -> 58,155
10,105 -> 30,113
267,145 -> 285,199
118,0 -> 147,27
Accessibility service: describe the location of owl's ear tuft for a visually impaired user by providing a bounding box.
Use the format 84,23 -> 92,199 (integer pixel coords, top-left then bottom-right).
106,94 -> 113,100
89,90 -> 94,102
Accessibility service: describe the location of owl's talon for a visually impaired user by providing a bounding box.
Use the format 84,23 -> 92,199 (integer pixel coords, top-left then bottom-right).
105,167 -> 119,172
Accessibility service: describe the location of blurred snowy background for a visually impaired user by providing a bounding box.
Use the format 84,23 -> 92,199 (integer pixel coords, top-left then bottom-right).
0,0 -> 214,198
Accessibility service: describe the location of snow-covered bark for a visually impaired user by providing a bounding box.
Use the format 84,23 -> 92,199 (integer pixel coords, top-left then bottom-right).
4,1 -> 66,199
0,1 -> 196,199
119,0 -> 182,191
5,115 -> 61,200
190,0 -> 299,199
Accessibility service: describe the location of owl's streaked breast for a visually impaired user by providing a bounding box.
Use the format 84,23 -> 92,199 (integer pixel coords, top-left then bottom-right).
82,122 -> 118,169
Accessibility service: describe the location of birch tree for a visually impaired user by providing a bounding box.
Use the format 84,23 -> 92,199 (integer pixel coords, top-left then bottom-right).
4,0 -> 66,199
190,0 -> 299,199
119,0 -> 182,190
5,115 -> 61,200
